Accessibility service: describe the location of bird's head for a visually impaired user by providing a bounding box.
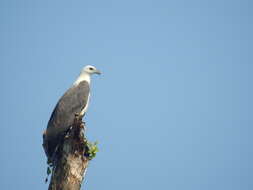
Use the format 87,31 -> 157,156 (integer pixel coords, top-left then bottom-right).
82,65 -> 101,75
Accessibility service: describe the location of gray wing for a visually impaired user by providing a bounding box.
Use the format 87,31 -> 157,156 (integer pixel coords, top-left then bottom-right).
44,81 -> 89,159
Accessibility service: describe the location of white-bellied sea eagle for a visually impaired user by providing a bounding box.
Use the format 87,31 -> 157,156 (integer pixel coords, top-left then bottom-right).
43,65 -> 101,162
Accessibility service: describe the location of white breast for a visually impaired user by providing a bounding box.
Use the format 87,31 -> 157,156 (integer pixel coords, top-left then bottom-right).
80,93 -> 90,116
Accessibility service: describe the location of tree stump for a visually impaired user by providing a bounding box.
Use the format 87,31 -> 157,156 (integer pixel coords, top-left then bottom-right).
47,116 -> 89,190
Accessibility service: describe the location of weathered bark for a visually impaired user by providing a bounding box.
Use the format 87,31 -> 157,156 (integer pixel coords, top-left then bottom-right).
48,116 -> 89,190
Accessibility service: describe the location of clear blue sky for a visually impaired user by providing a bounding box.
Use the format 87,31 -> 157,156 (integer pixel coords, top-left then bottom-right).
0,0 -> 252,190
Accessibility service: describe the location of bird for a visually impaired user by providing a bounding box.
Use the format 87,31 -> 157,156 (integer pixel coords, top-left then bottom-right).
43,65 -> 101,163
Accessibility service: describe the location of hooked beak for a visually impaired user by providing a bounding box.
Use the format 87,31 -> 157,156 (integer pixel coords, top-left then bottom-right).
95,69 -> 101,75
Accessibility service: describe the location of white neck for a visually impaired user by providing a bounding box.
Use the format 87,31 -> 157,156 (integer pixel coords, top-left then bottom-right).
73,72 -> 91,85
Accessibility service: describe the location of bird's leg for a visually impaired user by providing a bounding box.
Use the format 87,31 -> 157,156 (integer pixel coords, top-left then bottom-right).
79,107 -> 86,118
64,126 -> 73,139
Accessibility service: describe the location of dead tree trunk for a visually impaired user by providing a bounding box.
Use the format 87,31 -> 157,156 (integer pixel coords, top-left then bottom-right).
48,116 -> 89,190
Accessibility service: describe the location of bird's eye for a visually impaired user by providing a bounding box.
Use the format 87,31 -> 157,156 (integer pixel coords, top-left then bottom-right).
89,67 -> 94,70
